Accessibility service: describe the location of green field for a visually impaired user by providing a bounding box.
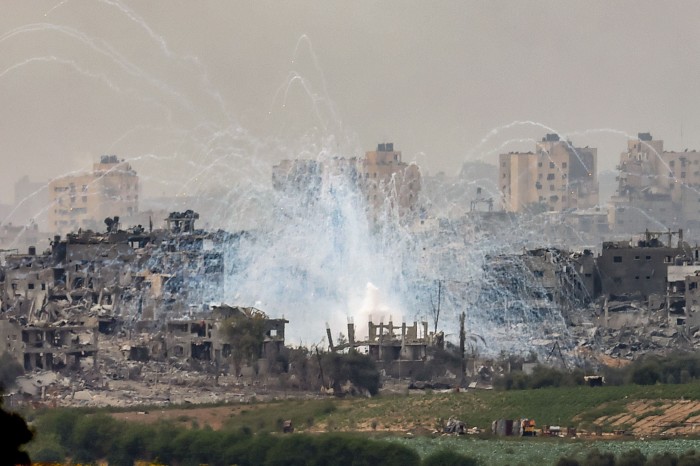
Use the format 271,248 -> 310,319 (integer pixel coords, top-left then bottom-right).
23,383 -> 700,464
390,437 -> 700,465
206,383 -> 700,433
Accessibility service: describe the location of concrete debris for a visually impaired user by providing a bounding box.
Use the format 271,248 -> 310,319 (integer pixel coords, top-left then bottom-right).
443,417 -> 467,435
0,213 -> 291,408
4,208 -> 700,407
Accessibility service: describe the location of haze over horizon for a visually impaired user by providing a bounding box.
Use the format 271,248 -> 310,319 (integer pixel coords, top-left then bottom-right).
2,1 -> 700,204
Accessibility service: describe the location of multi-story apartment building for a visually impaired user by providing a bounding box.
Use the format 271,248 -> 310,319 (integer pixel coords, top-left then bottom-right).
359,143 -> 421,218
499,134 -> 598,212
609,133 -> 700,233
271,143 -> 421,220
48,155 -> 139,235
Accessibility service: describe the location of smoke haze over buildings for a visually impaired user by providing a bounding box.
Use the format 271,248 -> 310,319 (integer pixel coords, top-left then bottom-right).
1,1 -> 700,205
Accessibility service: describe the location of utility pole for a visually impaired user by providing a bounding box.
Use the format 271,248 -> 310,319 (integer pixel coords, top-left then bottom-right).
431,280 -> 442,334
315,347 -> 326,390
459,311 -> 466,387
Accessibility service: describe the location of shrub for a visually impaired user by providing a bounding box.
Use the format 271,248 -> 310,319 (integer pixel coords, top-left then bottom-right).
423,449 -> 479,466
34,408 -> 82,449
582,449 -> 615,466
645,452 -> 679,466
617,449 -> 646,466
71,413 -> 119,462
556,458 -> 581,466
678,449 -> 700,466
32,445 -> 65,463
264,435 -> 317,466
322,351 -> 381,395
493,364 -> 585,390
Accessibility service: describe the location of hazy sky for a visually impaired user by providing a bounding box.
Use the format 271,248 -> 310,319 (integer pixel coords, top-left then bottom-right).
2,1 -> 700,203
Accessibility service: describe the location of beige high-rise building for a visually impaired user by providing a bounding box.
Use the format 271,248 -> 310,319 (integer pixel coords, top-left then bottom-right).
499,134 -> 598,212
359,143 -> 421,218
48,155 -> 139,235
271,143 -> 421,220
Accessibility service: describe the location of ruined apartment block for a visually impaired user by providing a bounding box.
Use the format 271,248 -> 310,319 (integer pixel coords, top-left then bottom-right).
0,210 -> 228,375
610,133 -> 700,234
0,319 -> 97,371
161,305 -> 287,373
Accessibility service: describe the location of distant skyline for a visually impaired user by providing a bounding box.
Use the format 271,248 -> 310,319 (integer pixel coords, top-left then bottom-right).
2,1 -> 699,205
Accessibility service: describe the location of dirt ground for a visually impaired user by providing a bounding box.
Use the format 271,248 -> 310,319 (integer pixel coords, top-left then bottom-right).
596,400 -> 700,437
111,397 -> 700,437
112,405 -> 247,430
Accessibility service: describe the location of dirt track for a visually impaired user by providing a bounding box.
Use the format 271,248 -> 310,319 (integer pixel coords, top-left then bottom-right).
597,400 -> 700,436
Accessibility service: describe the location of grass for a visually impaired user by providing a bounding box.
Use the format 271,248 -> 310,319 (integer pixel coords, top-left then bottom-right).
388,436 -> 700,466
21,383 -> 700,466
25,382 -> 700,436
221,398 -> 338,433
308,383 -> 700,432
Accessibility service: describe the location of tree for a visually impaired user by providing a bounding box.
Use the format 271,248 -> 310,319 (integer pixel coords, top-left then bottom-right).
286,347 -> 320,391
321,351 -> 380,396
220,309 -> 268,375
582,449 -> 615,466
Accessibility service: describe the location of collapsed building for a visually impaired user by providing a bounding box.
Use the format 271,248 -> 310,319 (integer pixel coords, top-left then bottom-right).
163,305 -> 287,371
326,318 -> 441,378
477,248 -> 595,325
6,201 -> 700,405
0,318 -> 97,371
486,229 -> 700,361
0,211 -> 285,379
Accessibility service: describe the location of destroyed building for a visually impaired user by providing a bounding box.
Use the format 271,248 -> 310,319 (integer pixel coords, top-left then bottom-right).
596,229 -> 698,299
485,230 -> 700,313
499,134 -> 599,213
0,318 -> 98,371
477,247 -> 595,324
609,133 -> 700,235
326,318 -> 437,378
0,211 -> 230,374
162,305 -> 287,372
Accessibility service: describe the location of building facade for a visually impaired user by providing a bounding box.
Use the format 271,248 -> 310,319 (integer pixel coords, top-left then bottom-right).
48,155 -> 139,235
499,134 -> 598,212
271,143 -> 421,221
609,133 -> 700,233
359,143 -> 422,218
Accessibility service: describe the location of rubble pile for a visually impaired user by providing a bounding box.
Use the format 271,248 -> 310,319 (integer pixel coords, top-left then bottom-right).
0,212 -> 289,406
4,210 -> 700,405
